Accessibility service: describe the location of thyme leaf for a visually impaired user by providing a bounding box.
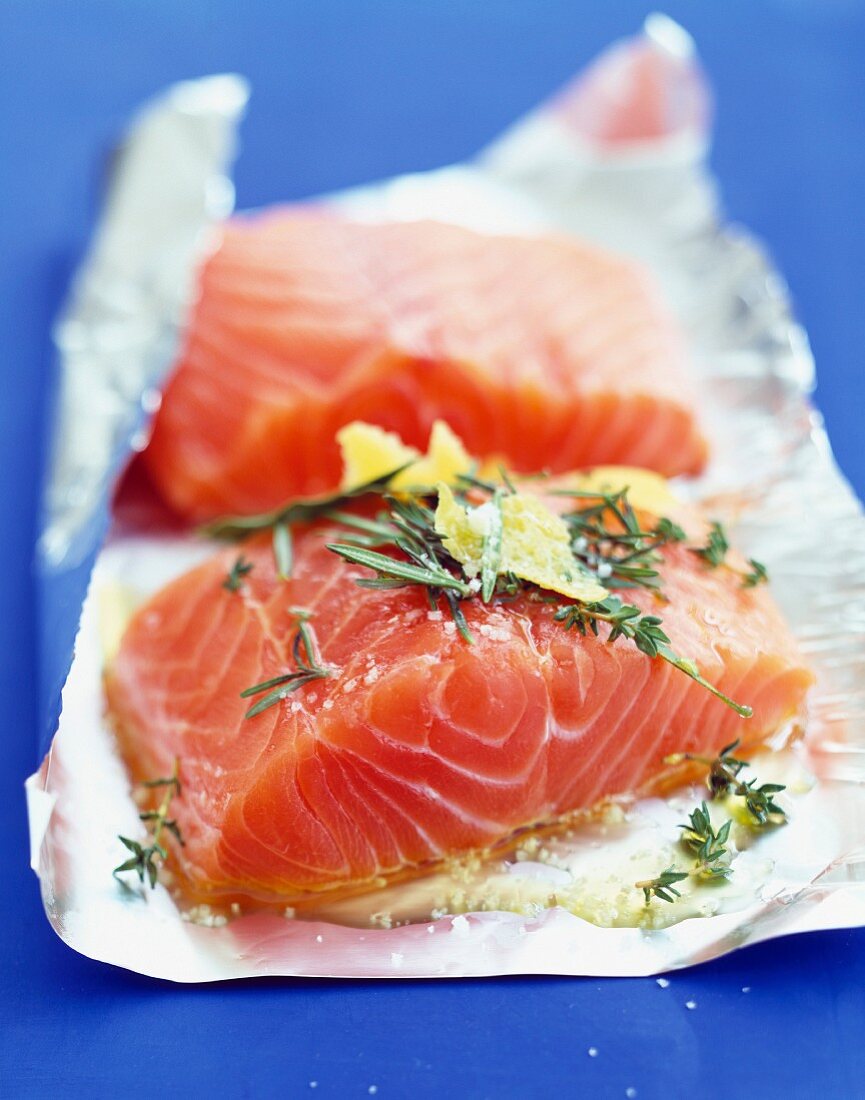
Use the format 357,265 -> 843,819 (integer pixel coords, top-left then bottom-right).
742,558 -> 769,588
222,555 -> 253,593
635,867 -> 689,906
691,520 -> 729,568
664,740 -> 787,826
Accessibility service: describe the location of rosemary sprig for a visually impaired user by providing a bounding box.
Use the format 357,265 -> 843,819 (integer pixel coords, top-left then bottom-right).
201,466 -> 413,540
635,867 -> 689,905
114,760 -> 183,889
327,543 -> 471,595
555,598 -> 752,717
327,492 -> 476,640
222,555 -> 253,593
241,609 -> 330,718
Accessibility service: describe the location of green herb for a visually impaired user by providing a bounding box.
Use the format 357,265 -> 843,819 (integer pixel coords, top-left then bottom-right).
679,801 -> 733,881
114,760 -> 183,889
742,558 -> 769,588
665,739 -> 787,826
327,492 -> 475,640
635,866 -> 690,906
555,598 -> 752,716
480,490 -> 504,602
273,522 -> 293,579
554,487 -> 686,592
691,520 -> 729,568
222,555 -> 253,592
202,465 -> 413,540
691,523 -> 769,589
327,543 -> 471,594
241,609 -> 330,718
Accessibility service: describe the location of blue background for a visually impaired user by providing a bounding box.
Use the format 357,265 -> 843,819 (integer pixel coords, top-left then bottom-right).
2,2 -> 863,1096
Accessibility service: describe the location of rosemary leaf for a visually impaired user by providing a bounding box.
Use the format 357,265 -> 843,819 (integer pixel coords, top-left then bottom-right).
327,543 -> 471,594
273,521 -> 293,579
480,490 -> 504,603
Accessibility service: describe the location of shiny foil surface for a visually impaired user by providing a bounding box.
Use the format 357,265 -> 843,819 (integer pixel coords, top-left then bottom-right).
28,17 -> 865,980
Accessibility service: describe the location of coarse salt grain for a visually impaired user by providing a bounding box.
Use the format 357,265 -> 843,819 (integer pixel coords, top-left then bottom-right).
315,934 -> 323,943
685,1000 -> 696,1010
656,978 -> 670,988
588,1047 -> 598,1057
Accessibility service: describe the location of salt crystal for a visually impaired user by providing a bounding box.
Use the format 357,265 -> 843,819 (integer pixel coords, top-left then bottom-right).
451,914 -> 470,936
427,610 -> 443,622
390,952 -> 404,968
625,1090 -> 637,1099
443,620 -> 456,635
427,926 -> 435,934
343,678 -> 357,692
364,667 -> 380,684
656,978 -> 670,988
322,698 -> 334,710
742,986 -> 751,993
283,907 -> 296,919
315,934 -> 324,943
588,1047 -> 598,1057
685,1000 -> 696,1010
368,1088 -> 378,1096
309,1082 -> 317,1090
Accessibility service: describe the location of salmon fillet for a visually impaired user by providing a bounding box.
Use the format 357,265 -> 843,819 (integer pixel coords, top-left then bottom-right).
142,214 -> 707,521
105,506 -> 811,905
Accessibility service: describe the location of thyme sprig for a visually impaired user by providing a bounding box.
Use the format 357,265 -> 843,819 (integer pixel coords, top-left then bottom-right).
635,867 -> 689,905
114,759 -> 183,889
691,520 -> 769,589
665,740 -> 787,826
679,802 -> 733,881
223,555 -> 253,592
241,609 -> 330,718
555,598 -> 752,717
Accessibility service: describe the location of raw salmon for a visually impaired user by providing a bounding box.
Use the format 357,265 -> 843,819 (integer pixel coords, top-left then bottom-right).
142,215 -> 707,521
105,495 -> 811,905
